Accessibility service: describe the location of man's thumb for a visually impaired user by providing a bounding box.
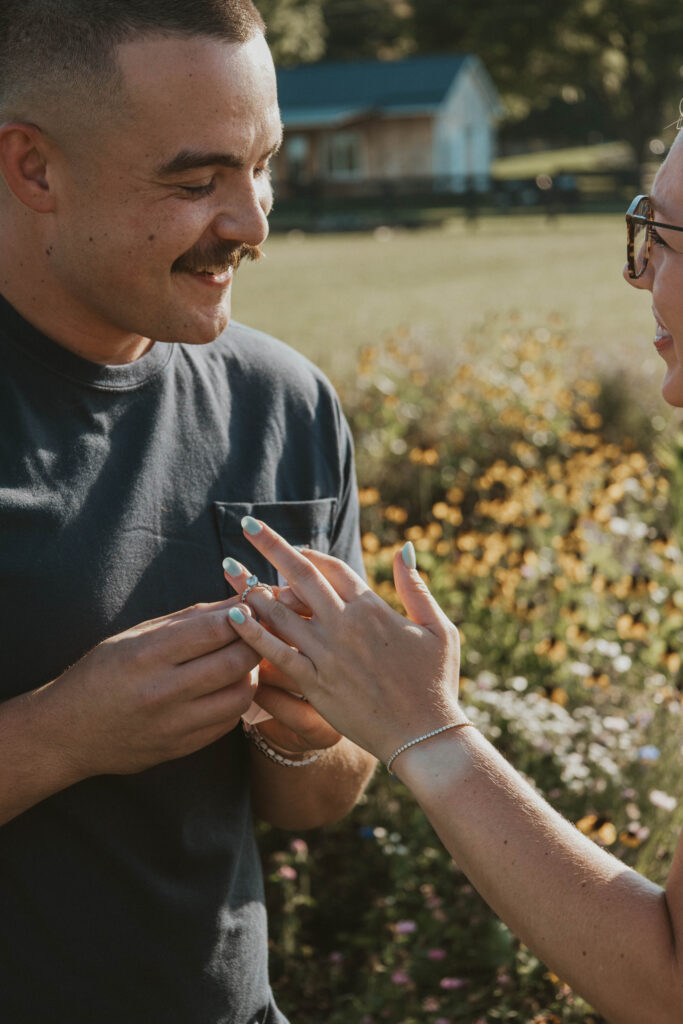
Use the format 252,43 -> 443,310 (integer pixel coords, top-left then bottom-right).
393,542 -> 447,631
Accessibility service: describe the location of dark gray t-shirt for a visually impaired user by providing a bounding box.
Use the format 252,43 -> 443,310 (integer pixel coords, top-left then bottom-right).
0,293 -> 364,1024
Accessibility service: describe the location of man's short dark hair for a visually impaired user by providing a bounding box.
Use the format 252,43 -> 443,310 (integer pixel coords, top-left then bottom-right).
0,0 -> 266,123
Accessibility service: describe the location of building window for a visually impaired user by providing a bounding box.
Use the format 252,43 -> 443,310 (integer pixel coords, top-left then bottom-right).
325,130 -> 363,180
285,134 -> 310,183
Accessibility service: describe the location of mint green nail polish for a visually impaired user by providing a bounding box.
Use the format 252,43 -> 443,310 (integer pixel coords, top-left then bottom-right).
242,515 -> 262,535
228,607 -> 246,625
222,557 -> 241,577
402,541 -> 416,569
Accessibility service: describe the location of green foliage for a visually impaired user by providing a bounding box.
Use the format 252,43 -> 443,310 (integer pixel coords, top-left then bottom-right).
257,0 -> 683,157
255,0 -> 326,66
259,322 -> 683,1022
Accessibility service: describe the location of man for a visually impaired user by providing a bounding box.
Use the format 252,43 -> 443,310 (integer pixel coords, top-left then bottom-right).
0,2 -> 375,1022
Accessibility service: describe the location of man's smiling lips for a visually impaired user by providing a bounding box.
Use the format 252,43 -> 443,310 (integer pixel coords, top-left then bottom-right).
181,266 -> 234,289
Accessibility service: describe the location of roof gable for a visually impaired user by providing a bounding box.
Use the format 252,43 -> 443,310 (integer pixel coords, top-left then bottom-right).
277,54 -> 471,120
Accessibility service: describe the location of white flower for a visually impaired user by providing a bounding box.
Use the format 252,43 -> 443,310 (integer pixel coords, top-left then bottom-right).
603,716 -> 629,732
649,790 -> 677,812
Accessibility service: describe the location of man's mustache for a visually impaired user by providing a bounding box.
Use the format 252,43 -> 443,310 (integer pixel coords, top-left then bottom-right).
172,242 -> 262,275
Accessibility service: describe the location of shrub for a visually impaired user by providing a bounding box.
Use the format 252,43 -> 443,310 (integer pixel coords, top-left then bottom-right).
259,323 -> 683,1023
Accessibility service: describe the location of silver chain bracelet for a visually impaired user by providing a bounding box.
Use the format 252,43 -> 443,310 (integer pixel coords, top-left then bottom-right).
242,720 -> 323,768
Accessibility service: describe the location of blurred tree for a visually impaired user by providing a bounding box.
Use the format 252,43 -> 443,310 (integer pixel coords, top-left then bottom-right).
320,0 -> 413,61
256,0 -> 327,66
558,0 -> 683,163
258,0 -> 683,160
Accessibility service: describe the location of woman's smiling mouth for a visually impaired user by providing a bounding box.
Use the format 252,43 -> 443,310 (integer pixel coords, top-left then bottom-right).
653,308 -> 674,352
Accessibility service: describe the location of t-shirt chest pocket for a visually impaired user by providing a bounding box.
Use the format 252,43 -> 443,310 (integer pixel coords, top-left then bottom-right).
213,498 -> 337,586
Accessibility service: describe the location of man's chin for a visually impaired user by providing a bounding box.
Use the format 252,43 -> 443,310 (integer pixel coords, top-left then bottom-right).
156,302 -> 231,346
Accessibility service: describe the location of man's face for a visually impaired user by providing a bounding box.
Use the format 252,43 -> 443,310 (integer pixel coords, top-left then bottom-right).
47,32 -> 281,352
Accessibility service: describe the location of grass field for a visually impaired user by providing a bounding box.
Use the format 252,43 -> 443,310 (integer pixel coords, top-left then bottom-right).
490,141 -> 635,178
233,213 -> 665,410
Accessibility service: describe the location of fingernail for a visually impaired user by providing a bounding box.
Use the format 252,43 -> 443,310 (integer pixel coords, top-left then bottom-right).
228,607 -> 246,625
222,557 -> 241,577
242,515 -> 262,535
401,541 -> 416,569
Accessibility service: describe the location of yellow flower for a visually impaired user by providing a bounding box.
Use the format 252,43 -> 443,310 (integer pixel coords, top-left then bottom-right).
362,532 -> 380,553
384,505 -> 408,524
359,487 -> 380,506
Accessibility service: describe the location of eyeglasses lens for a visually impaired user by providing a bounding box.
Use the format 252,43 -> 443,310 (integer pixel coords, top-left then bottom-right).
632,198 -> 652,276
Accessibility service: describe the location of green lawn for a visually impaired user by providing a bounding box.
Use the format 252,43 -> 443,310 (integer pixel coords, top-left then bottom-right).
491,140 -> 634,178
233,213 -> 663,406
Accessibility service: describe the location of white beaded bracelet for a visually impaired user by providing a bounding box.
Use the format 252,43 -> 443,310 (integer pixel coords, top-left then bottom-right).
385,721 -> 476,775
242,721 -> 323,768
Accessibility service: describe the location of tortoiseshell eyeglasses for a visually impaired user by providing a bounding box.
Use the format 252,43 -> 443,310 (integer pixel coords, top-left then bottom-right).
626,194 -> 683,278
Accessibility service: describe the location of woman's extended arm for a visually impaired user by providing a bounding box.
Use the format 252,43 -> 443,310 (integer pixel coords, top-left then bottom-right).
226,520 -> 683,1024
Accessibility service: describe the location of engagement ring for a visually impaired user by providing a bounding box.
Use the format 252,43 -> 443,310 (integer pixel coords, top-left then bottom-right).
241,574 -> 273,603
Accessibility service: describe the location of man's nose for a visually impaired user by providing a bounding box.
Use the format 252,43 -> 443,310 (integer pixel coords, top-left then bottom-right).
212,175 -> 270,248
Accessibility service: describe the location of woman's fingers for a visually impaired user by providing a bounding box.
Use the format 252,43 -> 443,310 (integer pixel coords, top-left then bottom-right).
223,556 -> 311,616
300,548 -> 369,602
393,543 -> 455,635
239,518 -> 343,612
227,604 -> 317,694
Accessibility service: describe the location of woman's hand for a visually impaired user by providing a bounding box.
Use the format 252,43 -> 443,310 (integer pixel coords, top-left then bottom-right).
222,561 -> 342,756
224,518 -> 464,765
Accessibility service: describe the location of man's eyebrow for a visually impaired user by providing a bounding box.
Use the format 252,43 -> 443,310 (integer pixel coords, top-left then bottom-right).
155,134 -> 283,178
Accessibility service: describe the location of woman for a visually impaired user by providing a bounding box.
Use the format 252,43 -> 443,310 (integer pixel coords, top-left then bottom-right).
224,141 -> 683,1024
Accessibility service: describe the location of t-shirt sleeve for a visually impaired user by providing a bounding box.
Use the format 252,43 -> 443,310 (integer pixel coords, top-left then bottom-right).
330,408 -> 366,582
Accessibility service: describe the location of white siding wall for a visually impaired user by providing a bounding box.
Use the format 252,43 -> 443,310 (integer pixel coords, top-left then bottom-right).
433,62 -> 496,189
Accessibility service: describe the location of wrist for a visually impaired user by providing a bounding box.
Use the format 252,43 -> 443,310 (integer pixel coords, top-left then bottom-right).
243,721 -> 324,768
390,717 -> 482,795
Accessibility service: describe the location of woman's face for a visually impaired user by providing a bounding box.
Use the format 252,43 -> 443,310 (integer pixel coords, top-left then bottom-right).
624,136 -> 683,407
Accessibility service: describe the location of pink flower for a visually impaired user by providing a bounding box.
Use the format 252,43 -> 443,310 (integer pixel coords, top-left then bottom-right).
394,920 -> 417,934
427,948 -> 447,961
329,951 -> 344,966
391,970 -> 411,985
290,838 -> 308,857
277,865 -> 297,880
440,977 -> 467,990
422,997 -> 440,1012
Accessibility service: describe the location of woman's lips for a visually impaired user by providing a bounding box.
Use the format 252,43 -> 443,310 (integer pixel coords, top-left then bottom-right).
653,310 -> 674,352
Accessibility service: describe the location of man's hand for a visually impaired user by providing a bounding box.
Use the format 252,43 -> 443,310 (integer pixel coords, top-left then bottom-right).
253,659 -> 342,754
44,600 -> 260,778
222,560 -> 341,754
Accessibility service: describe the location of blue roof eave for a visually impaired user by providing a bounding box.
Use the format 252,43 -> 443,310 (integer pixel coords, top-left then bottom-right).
280,103 -> 440,129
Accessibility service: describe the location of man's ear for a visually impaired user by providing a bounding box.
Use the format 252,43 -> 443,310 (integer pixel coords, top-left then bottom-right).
0,122 -> 56,212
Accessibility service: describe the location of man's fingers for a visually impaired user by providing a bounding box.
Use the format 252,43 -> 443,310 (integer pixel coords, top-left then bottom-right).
155,606 -> 243,664
239,518 -> 342,612
258,658 -> 304,694
227,604 -> 316,693
178,637 -> 261,697
188,671 -> 257,731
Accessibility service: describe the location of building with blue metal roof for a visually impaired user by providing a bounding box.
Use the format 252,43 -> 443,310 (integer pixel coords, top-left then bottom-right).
273,54 -> 501,193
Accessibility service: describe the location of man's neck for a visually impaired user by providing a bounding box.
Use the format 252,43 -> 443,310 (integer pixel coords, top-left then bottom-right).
0,261 -> 153,365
